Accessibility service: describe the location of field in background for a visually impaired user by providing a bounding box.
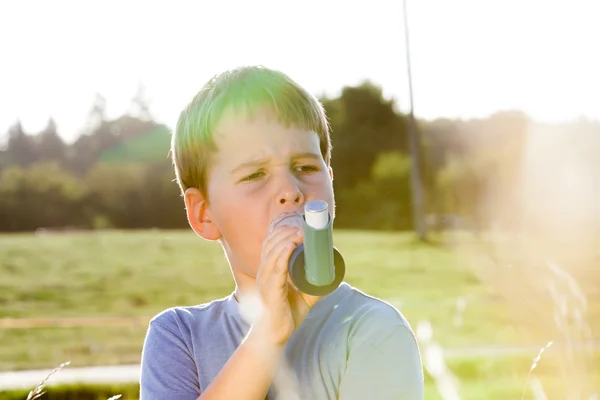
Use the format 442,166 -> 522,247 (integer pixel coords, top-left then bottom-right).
1,229 -> 599,399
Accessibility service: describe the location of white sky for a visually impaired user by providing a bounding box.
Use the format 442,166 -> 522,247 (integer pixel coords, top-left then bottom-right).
1,0 -> 598,142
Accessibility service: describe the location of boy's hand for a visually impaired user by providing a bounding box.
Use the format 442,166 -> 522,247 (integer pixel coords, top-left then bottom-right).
254,225 -> 322,346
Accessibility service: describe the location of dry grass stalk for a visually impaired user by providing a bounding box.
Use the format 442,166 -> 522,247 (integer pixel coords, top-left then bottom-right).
521,341 -> 553,400
26,361 -> 71,400
24,360 -> 121,400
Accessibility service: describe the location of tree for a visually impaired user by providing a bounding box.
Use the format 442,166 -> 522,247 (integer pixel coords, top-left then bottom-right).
322,82 -> 408,190
130,82 -> 153,121
68,94 -> 109,175
36,118 -> 66,165
7,121 -> 37,167
85,93 -> 108,133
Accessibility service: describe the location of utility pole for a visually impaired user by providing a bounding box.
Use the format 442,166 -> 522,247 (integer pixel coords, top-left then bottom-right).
402,0 -> 428,240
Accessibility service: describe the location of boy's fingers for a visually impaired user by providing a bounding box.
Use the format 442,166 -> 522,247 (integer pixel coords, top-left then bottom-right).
273,241 -> 297,281
270,239 -> 302,291
257,233 -> 298,285
262,226 -> 299,256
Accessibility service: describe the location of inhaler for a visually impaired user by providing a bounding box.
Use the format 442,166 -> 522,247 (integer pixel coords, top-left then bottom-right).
268,200 -> 345,296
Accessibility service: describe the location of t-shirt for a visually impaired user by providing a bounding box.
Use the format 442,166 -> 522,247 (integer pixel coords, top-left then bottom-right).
140,282 -> 424,399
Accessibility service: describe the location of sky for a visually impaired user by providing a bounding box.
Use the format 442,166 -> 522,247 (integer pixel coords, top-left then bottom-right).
1,0 -> 598,143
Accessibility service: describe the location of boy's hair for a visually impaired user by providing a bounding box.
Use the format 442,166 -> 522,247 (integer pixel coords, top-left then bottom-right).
170,65 -> 332,200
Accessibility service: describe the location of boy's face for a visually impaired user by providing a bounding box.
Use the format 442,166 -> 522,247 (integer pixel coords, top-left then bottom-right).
186,108 -> 334,283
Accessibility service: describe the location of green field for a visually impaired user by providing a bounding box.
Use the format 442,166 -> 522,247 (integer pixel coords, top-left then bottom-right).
1,229 -> 599,399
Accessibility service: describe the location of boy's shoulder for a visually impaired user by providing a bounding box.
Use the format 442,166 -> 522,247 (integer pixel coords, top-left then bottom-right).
145,282 -> 412,340
330,283 -> 412,333
147,293 -> 234,332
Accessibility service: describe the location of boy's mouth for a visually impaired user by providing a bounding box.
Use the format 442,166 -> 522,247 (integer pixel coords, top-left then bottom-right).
268,211 -> 304,234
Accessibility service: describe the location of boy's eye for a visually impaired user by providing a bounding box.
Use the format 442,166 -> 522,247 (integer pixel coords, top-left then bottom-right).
239,165 -> 318,183
296,165 -> 318,174
240,171 -> 265,182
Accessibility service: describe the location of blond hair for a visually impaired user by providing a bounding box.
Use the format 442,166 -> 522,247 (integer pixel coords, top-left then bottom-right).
170,65 -> 332,200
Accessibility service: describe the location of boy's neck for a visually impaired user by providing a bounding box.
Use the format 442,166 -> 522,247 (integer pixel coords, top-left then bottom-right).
232,274 -> 259,303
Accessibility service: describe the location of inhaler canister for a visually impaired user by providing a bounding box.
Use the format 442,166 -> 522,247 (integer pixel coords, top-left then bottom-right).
302,200 -> 335,286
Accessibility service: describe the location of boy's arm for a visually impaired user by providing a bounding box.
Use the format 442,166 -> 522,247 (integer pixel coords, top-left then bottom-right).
196,323 -> 285,400
338,322 -> 425,400
140,317 -> 284,400
140,318 -> 202,400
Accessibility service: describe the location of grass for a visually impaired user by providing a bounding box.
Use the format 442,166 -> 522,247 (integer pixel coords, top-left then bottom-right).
1,228 -> 599,397
3,352 -> 599,400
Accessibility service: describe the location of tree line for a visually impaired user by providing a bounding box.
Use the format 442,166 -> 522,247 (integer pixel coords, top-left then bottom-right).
1,82 -> 598,232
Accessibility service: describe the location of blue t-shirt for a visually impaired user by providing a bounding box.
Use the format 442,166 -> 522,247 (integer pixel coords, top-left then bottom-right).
140,282 -> 424,399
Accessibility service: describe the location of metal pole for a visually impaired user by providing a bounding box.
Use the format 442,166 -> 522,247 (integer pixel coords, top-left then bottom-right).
402,0 -> 427,240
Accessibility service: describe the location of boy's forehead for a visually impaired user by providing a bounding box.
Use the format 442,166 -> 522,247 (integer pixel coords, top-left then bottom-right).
214,107 -> 314,146
214,105 -> 278,133
211,109 -> 321,168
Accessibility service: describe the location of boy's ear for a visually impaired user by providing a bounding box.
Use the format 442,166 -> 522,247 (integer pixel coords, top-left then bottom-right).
328,166 -> 334,181
184,188 -> 221,241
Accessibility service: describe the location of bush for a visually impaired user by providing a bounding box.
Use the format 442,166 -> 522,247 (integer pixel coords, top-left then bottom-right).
0,383 -> 139,400
335,152 -> 412,231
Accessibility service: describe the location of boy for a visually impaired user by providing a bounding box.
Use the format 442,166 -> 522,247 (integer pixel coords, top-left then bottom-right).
140,65 -> 424,399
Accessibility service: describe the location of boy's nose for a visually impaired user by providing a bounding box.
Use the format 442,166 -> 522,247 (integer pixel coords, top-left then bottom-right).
278,188 -> 304,205
275,171 -> 305,207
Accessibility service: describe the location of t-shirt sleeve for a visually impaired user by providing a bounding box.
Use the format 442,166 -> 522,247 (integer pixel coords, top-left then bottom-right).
140,313 -> 201,400
338,313 -> 425,399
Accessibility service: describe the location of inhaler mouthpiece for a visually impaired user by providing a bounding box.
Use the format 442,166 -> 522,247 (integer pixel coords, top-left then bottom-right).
268,200 -> 346,296
268,212 -> 304,234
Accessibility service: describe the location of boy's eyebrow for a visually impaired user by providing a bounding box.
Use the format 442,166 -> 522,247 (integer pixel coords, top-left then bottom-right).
230,152 -> 321,174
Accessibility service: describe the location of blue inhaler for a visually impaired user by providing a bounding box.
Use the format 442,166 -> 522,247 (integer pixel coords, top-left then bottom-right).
269,200 -> 345,296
